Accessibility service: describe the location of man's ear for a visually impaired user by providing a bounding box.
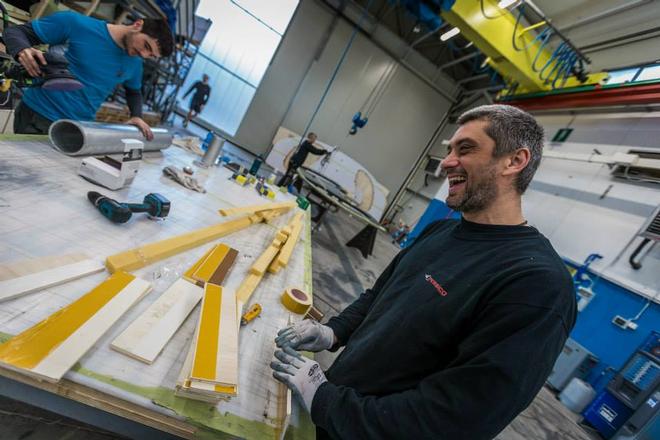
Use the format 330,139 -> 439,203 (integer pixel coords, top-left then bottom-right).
502,147 -> 531,177
132,19 -> 144,31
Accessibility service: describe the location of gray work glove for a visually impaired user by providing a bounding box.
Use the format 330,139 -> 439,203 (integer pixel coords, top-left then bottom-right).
271,346 -> 327,413
275,319 -> 335,352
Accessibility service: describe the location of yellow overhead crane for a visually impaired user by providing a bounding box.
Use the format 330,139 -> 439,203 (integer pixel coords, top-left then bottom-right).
440,0 -> 608,95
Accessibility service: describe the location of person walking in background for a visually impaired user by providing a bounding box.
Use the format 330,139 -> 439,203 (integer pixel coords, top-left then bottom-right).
182,74 -> 211,128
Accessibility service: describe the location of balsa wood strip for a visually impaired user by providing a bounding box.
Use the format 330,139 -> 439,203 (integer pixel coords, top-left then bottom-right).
0,259 -> 105,303
111,279 -> 204,364
0,272 -> 150,382
106,215 -> 259,273
182,246 -> 216,283
218,201 -> 295,217
215,286 -> 238,386
0,253 -> 88,281
208,248 -> 238,286
176,325 -> 236,398
192,244 -> 237,285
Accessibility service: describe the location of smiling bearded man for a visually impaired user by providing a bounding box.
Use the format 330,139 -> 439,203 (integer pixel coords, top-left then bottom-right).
271,104 -> 576,440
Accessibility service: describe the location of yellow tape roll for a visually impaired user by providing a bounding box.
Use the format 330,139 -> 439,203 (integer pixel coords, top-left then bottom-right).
281,288 -> 312,314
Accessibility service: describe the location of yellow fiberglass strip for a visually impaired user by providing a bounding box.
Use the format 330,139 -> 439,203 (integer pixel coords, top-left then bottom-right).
0,271 -> 135,369
191,283 -> 222,382
182,245 -> 217,283
192,244 -> 230,284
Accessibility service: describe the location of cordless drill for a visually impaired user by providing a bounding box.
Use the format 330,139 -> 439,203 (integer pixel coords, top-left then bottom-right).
87,191 -> 170,224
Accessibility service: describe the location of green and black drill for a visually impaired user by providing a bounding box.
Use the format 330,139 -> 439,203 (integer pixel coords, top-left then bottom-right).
87,191 -> 170,224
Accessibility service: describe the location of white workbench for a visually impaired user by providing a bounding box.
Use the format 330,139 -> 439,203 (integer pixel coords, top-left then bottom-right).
0,135 -> 314,439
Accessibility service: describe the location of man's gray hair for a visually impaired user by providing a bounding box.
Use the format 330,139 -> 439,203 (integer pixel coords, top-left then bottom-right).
457,104 -> 544,194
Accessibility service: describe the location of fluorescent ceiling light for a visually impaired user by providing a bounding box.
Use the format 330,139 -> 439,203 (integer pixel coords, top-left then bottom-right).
498,0 -> 518,8
440,27 -> 460,41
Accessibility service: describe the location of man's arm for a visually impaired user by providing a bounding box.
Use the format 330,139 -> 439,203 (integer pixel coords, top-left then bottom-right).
125,87 -> 143,118
203,87 -> 210,104
4,23 -> 47,78
312,275 -> 575,440
4,12 -> 75,77
306,141 -> 328,156
4,23 -> 42,58
183,81 -> 199,98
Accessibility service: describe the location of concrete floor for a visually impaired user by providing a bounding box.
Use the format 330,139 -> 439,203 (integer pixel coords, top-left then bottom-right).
0,121 -> 602,439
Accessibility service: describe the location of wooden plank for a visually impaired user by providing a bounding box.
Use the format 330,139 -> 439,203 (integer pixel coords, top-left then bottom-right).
106,214 -> 259,273
208,248 -> 238,286
218,201 -> 296,217
274,217 -> 304,269
0,272 -> 151,382
235,273 -> 262,320
181,246 -> 216,283
0,259 -> 106,303
192,244 -> 238,286
275,384 -> 292,440
215,286 -> 238,386
110,279 -> 204,364
176,325 -> 236,399
249,245 -> 281,276
0,253 -> 88,281
190,284 -> 238,386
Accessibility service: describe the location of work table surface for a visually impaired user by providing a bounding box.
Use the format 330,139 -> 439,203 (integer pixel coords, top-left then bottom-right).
0,136 -> 313,439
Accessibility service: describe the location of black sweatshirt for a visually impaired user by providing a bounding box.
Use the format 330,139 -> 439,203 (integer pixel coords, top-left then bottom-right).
183,81 -> 211,104
312,218 -> 576,440
290,140 -> 327,167
3,22 -> 143,117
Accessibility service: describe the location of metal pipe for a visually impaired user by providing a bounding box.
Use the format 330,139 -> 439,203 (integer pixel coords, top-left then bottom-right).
438,51 -> 481,70
49,120 -> 173,156
558,0 -> 652,33
457,73 -> 490,85
522,0 -> 591,63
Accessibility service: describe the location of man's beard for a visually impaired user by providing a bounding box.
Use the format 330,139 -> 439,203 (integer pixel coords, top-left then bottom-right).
446,164 -> 498,213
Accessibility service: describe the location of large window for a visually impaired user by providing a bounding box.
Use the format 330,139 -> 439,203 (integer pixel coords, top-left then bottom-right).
179,0 -> 298,135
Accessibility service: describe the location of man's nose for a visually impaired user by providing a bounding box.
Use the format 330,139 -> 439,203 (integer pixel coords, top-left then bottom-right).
441,153 -> 459,170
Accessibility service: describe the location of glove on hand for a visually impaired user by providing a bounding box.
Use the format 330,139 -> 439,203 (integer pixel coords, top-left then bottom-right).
275,319 -> 335,352
270,346 -> 327,412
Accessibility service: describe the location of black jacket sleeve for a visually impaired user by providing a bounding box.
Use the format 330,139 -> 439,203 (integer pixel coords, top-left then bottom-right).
4,23 -> 43,59
203,87 -> 210,104
312,272 -> 574,440
183,81 -> 199,98
124,87 -> 143,118
306,141 -> 328,156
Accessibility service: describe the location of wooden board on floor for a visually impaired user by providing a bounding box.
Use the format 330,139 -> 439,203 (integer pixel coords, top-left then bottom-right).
0,259 -> 106,303
110,278 -> 204,364
0,272 -> 151,382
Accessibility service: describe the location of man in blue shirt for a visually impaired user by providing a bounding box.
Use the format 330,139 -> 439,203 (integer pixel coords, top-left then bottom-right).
4,11 -> 174,140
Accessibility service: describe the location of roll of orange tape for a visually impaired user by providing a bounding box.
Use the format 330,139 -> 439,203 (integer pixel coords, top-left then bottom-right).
281,288 -> 312,314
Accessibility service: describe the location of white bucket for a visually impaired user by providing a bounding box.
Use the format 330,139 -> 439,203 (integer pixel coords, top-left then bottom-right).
559,378 -> 596,413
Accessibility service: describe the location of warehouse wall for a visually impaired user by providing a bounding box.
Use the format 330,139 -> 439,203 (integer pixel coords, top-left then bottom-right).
234,0 -> 457,197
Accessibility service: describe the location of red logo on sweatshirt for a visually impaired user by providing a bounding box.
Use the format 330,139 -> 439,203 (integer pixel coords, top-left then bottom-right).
425,274 -> 448,297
